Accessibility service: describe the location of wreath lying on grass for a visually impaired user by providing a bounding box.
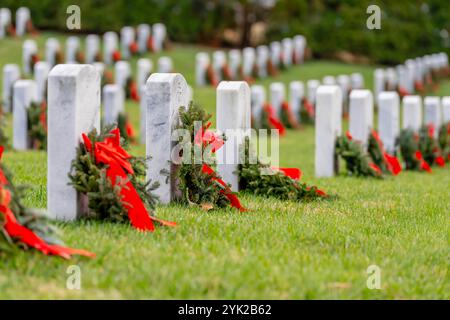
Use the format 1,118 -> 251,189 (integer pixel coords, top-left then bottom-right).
397,128 -> 432,173
125,77 -> 139,102
69,126 -> 175,231
258,103 -> 285,136
0,146 -> 94,259
27,101 -> 47,150
280,101 -> 300,129
418,124 -> 445,167
117,113 -> 136,143
438,122 -> 450,161
299,97 -> 315,125
367,130 -> 402,176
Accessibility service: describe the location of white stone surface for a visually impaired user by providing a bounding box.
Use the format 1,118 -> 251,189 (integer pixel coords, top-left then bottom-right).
65,36 -> 80,64
86,34 -> 100,64
315,85 -> 342,177
351,73 -> 364,89
256,45 -> 269,78
349,90 -> 373,148
385,68 -> 397,91
374,69 -> 385,104
0,8 -> 12,39
93,62 -> 105,76
146,73 -> 188,204
120,26 -> 135,60
289,81 -> 304,122
45,38 -> 60,68
442,97 -> 450,123
213,51 -> 227,81
103,31 -> 119,65
152,23 -> 167,52
242,47 -> 255,77
322,76 -> 336,85
307,79 -> 320,105
137,58 -> 153,88
34,61 -> 49,104
102,84 -> 125,125
195,52 -> 210,86
336,74 -> 351,105
137,24 -> 151,53
293,35 -> 306,64
13,80 -> 35,150
157,57 -> 173,73
251,85 -> 266,124
22,39 -> 37,75
281,38 -> 293,66
216,81 -> 251,192
228,49 -> 241,79
114,61 -> 131,89
270,41 -> 281,67
424,96 -> 441,137
402,95 -> 422,132
15,7 -> 30,37
2,64 -> 20,113
270,82 -> 285,118
47,64 -> 101,221
378,91 -> 400,154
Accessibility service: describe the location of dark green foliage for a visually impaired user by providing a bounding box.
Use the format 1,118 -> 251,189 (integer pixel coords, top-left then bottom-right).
398,129 -> 421,170
27,102 -> 47,150
176,103 -> 230,209
299,108 -> 314,125
117,113 -> 132,143
438,122 -> 450,160
367,132 -> 390,174
68,125 -> 159,223
239,138 -> 327,201
0,115 -> 10,150
418,125 -> 440,165
336,134 -> 382,178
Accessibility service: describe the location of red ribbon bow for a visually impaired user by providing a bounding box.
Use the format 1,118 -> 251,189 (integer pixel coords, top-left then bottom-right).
263,103 -> 286,136
371,130 -> 402,175
0,147 -> 95,259
82,128 -> 175,231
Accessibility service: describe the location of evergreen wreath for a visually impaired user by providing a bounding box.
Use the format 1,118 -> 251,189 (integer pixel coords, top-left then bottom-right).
68,125 -> 172,230
419,124 -> 445,167
27,102 -> 47,150
397,128 -> 432,172
335,132 -> 383,178
0,146 -> 94,258
280,101 -> 300,129
367,130 -> 402,175
438,122 -> 450,162
239,138 -> 328,201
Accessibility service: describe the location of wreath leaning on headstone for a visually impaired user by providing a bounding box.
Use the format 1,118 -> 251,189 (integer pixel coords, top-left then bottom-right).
68,125 -> 175,231
438,122 -> 450,162
0,146 -> 94,259
27,101 -> 47,150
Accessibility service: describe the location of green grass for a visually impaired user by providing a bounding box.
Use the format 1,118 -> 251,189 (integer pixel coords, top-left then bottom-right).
0,32 -> 449,299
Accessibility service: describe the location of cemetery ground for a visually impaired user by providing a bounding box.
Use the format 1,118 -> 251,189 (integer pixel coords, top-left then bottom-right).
0,33 -> 449,299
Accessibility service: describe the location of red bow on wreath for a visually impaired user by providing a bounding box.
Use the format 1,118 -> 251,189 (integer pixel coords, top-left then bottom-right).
0,147 -> 95,259
263,103 -> 286,136
82,128 -> 176,231
371,130 -> 402,175
281,101 -> 300,128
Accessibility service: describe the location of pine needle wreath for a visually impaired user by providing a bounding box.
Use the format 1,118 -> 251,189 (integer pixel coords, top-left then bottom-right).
367,130 -> 402,175
397,128 -> 432,172
336,132 -> 383,178
438,122 -> 450,161
0,115 -> 9,150
239,138 -> 328,201
117,113 -> 134,143
176,103 -> 231,210
68,125 -> 159,223
27,102 -> 47,150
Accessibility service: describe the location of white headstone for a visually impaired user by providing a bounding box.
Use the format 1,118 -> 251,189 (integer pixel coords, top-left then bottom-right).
256,45 -> 269,78
374,69 -> 385,104
0,8 -> 12,39
22,39 -> 38,75
213,51 -> 227,81
152,23 -> 167,52
157,57 -> 173,73
13,80 -> 35,150
293,35 -> 306,64
336,75 -> 351,105
289,81 -> 304,122
65,36 -> 80,64
270,41 -> 281,67
424,96 -> 441,136
45,38 -> 60,68
86,34 -> 100,64
137,24 -> 151,53
281,38 -> 293,66
47,64 -> 101,220
216,81 -> 251,192
114,61 -> 131,89
322,76 -> 336,85
270,82 -> 285,118
351,73 -> 364,89
405,60 -> 415,93
93,62 -> 105,76
349,90 -> 373,147
242,47 -> 256,77
195,52 -> 210,86
102,84 -> 125,125
137,58 -> 153,88
402,95 -> 422,131
251,85 -> 266,124
15,7 -> 30,37
228,49 -> 241,80
315,85 -> 342,177
378,92 -> 400,154
396,65 -> 409,91
385,68 -> 398,91
146,73 -> 188,204
2,64 -> 21,113
442,97 -> 450,124
120,26 -> 135,60
307,79 -> 320,105
103,31 -> 119,65
34,61 -> 49,104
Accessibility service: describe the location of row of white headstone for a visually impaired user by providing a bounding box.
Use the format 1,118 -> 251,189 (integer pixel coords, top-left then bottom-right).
0,7 -> 31,38
315,87 -> 450,177
196,35 -> 307,86
374,52 -> 449,102
44,65 -> 242,221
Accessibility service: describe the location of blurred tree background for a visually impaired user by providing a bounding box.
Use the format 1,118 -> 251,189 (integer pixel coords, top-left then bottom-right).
2,0 -> 449,64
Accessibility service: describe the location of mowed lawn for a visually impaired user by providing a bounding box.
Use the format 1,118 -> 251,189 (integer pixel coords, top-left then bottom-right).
0,33 -> 449,299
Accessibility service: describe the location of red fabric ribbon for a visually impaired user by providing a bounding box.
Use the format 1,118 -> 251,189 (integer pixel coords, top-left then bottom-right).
414,81 -> 424,94
398,86 -> 410,98
147,36 -> 155,52
281,101 -> 300,128
263,103 -> 286,136
415,151 -> 432,173
435,156 -> 445,167
222,64 -> 232,81
302,97 -> 315,119
0,147 -> 95,259
271,167 -> 302,180
129,42 -> 138,55
371,130 -> 402,175
112,50 -> 121,62
125,120 -> 136,141
206,64 -> 219,87
82,128 -> 175,231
